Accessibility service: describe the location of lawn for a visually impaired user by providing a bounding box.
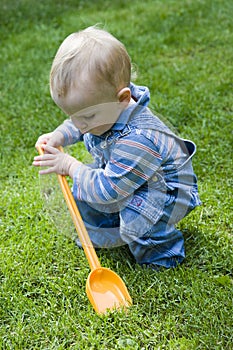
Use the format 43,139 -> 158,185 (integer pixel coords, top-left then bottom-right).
0,0 -> 232,349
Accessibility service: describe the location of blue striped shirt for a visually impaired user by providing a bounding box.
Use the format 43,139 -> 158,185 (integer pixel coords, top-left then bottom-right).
56,83 -> 200,228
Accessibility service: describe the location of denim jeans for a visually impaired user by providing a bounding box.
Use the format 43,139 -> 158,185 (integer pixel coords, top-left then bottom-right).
76,199 -> 185,269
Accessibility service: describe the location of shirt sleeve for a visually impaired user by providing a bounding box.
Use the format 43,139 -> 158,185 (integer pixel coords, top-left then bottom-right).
72,132 -> 163,204
55,119 -> 83,146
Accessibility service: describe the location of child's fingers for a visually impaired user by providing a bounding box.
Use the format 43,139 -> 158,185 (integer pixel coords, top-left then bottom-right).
42,144 -> 60,154
34,153 -> 55,161
35,139 -> 46,148
35,132 -> 53,148
35,137 -> 49,149
33,153 -> 57,168
33,148 -> 72,175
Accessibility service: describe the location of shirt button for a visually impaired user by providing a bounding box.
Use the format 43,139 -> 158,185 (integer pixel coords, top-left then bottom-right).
100,141 -> 107,149
152,175 -> 158,182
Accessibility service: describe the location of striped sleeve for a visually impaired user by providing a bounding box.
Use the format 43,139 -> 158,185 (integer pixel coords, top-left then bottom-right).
72,133 -> 163,204
55,119 -> 83,146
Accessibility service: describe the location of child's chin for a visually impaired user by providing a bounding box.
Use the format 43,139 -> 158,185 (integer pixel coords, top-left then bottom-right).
89,126 -> 111,135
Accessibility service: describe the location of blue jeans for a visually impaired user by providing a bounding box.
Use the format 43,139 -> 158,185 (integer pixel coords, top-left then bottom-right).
76,200 -> 185,269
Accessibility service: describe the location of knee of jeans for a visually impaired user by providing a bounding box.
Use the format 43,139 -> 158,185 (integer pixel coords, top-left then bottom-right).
127,227 -> 185,267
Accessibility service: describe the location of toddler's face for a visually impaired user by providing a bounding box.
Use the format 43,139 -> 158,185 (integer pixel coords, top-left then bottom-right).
56,86 -> 125,135
70,102 -> 123,135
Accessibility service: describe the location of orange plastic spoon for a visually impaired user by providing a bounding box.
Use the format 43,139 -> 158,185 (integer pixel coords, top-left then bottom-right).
38,146 -> 132,314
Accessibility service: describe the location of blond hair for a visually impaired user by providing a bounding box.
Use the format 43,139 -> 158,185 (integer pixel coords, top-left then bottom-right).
50,26 -> 131,99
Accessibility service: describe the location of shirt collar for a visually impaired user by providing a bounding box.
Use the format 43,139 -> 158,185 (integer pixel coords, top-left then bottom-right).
111,82 -> 150,131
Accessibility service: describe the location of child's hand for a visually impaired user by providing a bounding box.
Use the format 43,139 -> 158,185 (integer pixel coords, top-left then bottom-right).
33,145 -> 81,178
35,131 -> 65,150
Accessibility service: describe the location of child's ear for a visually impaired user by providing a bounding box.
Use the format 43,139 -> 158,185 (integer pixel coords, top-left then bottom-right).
117,87 -> 131,104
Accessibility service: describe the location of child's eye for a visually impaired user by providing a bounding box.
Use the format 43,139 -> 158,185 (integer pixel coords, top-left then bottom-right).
84,114 -> 95,120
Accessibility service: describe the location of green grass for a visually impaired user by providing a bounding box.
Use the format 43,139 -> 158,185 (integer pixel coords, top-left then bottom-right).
0,0 -> 232,349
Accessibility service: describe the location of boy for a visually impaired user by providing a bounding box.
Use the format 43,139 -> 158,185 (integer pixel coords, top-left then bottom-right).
33,26 -> 201,269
